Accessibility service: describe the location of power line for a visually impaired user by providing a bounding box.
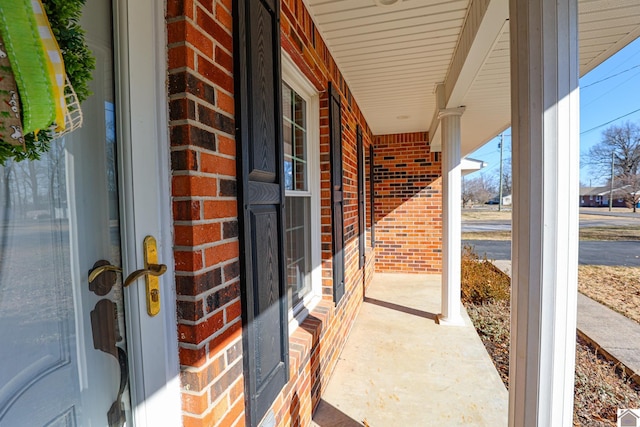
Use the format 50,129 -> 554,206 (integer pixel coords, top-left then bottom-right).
580,107 -> 640,135
581,64 -> 640,88
583,69 -> 640,108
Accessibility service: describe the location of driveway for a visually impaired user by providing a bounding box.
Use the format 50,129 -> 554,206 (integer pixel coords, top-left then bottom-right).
463,240 -> 640,266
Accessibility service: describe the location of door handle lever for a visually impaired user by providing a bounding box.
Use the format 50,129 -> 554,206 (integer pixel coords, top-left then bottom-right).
123,263 -> 167,287
89,260 -> 166,288
88,236 -> 167,317
88,261 -> 123,296
89,263 -> 123,284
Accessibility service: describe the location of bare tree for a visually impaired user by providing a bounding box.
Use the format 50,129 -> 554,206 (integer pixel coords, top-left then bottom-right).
587,121 -> 640,179
617,174 -> 640,213
497,161 -> 512,196
462,173 -> 497,206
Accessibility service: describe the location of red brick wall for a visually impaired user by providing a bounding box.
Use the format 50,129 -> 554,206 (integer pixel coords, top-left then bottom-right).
167,1 -> 245,426
269,0 -> 376,424
373,133 -> 443,273
167,0 -> 376,426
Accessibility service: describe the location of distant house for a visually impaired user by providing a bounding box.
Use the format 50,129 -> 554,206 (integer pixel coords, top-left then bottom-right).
579,186 -> 628,208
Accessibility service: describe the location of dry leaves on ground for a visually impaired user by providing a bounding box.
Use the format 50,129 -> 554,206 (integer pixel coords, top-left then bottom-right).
463,259 -> 640,426
461,209 -> 512,221
465,301 -> 510,385
574,337 -> 640,426
466,300 -> 640,426
579,265 -> 640,324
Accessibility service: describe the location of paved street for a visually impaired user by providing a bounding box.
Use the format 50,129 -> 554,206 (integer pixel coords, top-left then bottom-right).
463,240 -> 640,266
463,208 -> 640,265
463,218 -> 640,232
462,220 -> 511,232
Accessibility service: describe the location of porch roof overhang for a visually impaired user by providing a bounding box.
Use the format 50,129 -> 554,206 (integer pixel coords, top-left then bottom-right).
461,157 -> 487,175
304,0 -> 640,156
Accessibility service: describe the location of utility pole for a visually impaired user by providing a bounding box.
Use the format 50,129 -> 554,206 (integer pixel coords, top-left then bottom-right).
498,133 -> 504,211
609,150 -> 614,211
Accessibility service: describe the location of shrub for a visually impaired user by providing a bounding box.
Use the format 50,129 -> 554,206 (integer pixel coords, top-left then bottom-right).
461,245 -> 510,304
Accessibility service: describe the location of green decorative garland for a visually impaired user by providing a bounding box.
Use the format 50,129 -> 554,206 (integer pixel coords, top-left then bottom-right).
0,0 -> 95,165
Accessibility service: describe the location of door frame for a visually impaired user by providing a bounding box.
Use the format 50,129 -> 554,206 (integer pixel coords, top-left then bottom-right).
112,0 -> 181,425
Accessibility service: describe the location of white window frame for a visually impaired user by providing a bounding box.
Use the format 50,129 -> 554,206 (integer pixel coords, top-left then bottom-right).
282,52 -> 322,332
362,135 -> 367,251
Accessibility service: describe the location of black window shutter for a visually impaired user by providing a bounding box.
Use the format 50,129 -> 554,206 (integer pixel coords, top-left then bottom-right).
369,144 -> 375,248
329,82 -> 345,303
357,125 -> 365,269
233,0 -> 288,425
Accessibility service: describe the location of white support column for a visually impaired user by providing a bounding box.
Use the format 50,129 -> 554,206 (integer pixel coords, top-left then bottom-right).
509,0 -> 580,425
438,107 -> 465,327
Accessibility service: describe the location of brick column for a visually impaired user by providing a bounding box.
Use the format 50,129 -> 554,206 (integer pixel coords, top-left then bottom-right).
166,2 -> 245,426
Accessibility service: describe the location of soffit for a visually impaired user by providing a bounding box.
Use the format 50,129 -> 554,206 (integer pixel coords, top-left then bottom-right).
461,0 -> 640,156
305,0 -> 469,136
304,0 -> 640,156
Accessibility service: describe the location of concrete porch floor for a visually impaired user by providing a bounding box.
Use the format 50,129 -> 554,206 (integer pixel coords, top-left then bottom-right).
312,273 -> 508,427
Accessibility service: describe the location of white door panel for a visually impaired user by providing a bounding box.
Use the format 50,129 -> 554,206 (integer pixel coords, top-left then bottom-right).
0,0 -> 180,425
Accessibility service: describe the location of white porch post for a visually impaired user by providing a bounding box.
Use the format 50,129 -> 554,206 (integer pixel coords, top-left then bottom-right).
509,0 -> 580,425
438,107 -> 465,327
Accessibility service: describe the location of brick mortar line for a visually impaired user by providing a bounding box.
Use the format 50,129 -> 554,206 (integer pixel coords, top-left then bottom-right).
177,299 -> 229,326
171,170 -> 236,180
193,4 -> 233,38
167,14 -> 232,55
167,40 -> 214,65
169,117 -> 235,138
169,145 -> 236,162
173,218 -> 238,226
172,196 -> 237,202
168,68 -> 234,100
169,93 -> 235,121
174,260 -> 240,277
173,240 -> 238,251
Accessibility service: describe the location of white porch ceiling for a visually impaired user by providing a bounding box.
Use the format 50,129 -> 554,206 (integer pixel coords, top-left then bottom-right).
304,0 -> 640,156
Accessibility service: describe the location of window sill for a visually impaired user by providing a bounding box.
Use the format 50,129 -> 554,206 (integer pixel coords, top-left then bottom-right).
288,293 -> 323,336
287,298 -> 334,376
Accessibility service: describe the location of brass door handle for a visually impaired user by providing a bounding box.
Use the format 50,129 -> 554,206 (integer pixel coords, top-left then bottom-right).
123,263 -> 167,287
89,259 -> 166,288
88,261 -> 123,296
89,263 -> 123,284
88,236 -> 167,317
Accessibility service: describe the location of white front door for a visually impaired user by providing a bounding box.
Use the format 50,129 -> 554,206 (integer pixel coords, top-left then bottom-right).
0,1 -> 180,426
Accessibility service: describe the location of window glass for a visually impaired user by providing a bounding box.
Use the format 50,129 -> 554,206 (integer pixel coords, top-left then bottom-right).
283,83 -> 307,192
285,196 -> 311,309
283,82 -> 312,309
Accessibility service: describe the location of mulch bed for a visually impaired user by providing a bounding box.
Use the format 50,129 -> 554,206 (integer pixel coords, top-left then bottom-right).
462,255 -> 640,426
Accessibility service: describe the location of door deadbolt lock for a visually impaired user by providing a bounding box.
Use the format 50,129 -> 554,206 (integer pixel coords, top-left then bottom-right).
88,235 -> 167,317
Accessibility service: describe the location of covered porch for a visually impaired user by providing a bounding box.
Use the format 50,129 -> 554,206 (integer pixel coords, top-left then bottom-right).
300,0 -> 640,424
312,273 -> 508,426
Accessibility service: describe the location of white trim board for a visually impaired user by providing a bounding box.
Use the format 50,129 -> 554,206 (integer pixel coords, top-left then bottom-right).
113,0 -> 181,425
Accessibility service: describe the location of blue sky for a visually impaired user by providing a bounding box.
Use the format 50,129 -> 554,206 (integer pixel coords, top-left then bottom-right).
466,36 -> 640,187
